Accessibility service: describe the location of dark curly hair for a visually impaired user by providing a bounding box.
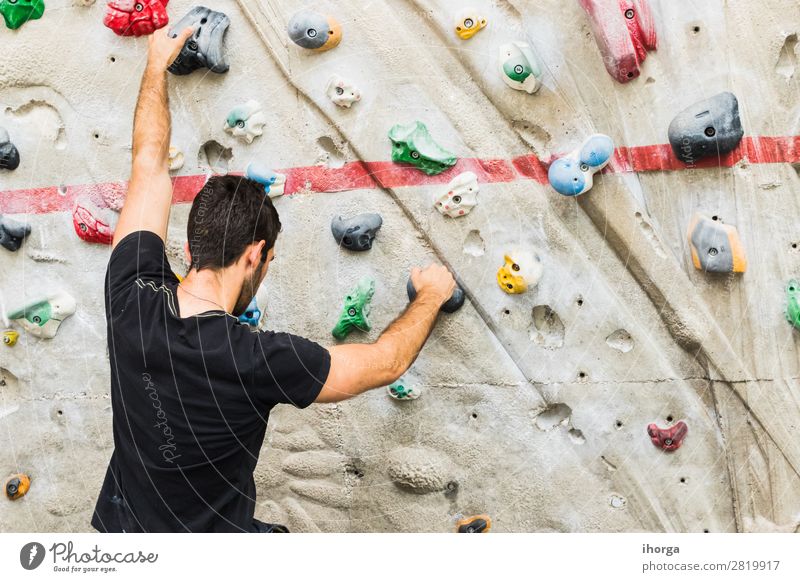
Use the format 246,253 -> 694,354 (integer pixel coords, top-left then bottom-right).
186,175 -> 281,271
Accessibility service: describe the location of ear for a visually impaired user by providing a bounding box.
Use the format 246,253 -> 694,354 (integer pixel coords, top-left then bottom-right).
250,240 -> 267,267
184,242 -> 192,267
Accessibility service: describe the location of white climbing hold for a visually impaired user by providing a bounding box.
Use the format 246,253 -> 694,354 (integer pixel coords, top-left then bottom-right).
224,100 -> 267,144
435,171 -> 479,218
326,75 -> 361,108
169,146 -> 184,171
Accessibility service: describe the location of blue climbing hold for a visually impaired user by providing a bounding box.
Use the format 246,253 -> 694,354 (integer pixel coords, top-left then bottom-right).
238,297 -> 261,327
246,162 -> 286,198
548,134 -> 614,197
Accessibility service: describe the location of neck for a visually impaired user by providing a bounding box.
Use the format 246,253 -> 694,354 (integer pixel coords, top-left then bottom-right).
179,268 -> 241,314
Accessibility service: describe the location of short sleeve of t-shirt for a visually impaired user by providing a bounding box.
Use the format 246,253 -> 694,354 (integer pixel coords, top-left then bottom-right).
106,231 -> 178,303
252,331 -> 331,409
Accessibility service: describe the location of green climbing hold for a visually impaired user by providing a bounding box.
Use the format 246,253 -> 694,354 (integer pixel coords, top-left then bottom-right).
332,277 -> 375,340
387,382 -> 420,400
786,279 -> 800,330
0,0 -> 44,30
389,121 -> 457,176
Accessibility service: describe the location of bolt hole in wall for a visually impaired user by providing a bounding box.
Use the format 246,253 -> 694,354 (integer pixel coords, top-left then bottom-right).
666,415 -> 673,422
615,420 -> 623,429
471,412 -> 478,419
680,477 -> 687,484
576,296 -> 584,307
109,56 -> 116,63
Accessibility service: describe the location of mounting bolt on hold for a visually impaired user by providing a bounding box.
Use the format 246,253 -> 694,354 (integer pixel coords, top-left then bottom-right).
103,0 -> 167,37
388,121 -> 457,175
287,10 -> 342,51
454,8 -> 487,40
647,420 -> 688,452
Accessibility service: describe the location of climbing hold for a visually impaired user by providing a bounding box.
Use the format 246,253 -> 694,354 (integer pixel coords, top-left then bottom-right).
668,92 -> 744,164
387,381 -> 421,400
499,41 -> 542,94
686,213 -> 747,274
434,171 -> 479,218
8,292 -> 77,339
0,215 -> 31,252
330,213 -> 382,252
785,280 -> 800,331
4,473 -> 30,500
0,0 -> 44,29
245,162 -> 286,198
72,197 -> 116,245
168,146 -> 184,171
0,127 -> 20,171
167,7 -> 230,76
3,330 -> 19,347
647,421 -> 688,452
579,0 -> 657,83
287,10 -> 342,51
332,277 -> 374,340
102,0 -> 168,37
238,297 -> 261,327
454,9 -> 486,40
456,515 -> 491,533
389,121 -> 457,176
406,277 -> 465,314
223,100 -> 266,144
496,250 -> 543,294
326,75 -> 361,108
548,134 -> 614,196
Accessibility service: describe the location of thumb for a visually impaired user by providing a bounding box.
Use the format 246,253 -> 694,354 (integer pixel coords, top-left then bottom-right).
177,26 -> 195,43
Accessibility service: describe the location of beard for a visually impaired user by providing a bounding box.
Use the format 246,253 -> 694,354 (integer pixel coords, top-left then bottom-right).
231,262 -> 265,317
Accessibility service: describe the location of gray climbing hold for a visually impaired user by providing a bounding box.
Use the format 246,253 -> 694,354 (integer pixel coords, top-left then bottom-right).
0,215 -> 31,252
167,7 -> 230,76
687,212 -> 747,273
330,213 -> 382,251
406,277 -> 465,313
668,92 -> 744,164
287,10 -> 342,51
0,127 -> 20,171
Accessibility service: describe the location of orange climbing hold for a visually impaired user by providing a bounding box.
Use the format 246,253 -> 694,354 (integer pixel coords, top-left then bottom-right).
456,514 -> 492,533
5,473 -> 30,500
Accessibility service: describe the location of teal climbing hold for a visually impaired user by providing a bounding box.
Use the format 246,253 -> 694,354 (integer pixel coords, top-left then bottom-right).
786,280 -> 800,331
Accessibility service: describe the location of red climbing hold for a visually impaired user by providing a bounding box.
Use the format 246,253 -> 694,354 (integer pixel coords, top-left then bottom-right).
579,0 -> 657,83
72,198 -> 115,245
103,0 -> 169,37
647,421 -> 688,452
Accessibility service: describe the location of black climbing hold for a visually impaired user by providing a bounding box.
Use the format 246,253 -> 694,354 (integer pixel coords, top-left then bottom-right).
167,7 -> 230,76
667,92 -> 744,164
407,277 -> 465,314
0,214 -> 32,252
330,213 -> 383,252
456,514 -> 491,533
0,127 -> 20,171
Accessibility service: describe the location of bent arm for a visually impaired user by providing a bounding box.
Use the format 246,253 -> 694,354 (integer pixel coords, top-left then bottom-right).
314,290 -> 445,404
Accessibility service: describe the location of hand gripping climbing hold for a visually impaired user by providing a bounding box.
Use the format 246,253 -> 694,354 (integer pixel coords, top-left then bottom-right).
330,213 -> 382,252
326,75 -> 361,108
499,42 -> 542,94
0,0 -> 44,29
2,330 -> 19,347
8,292 -> 77,339
785,280 -> 800,331
246,162 -> 286,198
548,134 -> 614,196
103,0 -> 168,37
332,277 -> 375,340
456,514 -> 491,533
167,7 -> 230,76
387,381 -> 421,400
579,0 -> 657,83
238,297 -> 261,327
0,215 -> 31,252
5,474 -> 30,500
287,10 -> 342,51
0,127 -> 20,171
435,171 -> 479,218
687,213 -> 747,274
647,421 -> 688,452
454,9 -> 486,40
224,100 -> 266,144
496,250 -> 543,294
389,121 -> 457,176
668,92 -> 744,165
406,277 -> 465,313
73,197 -> 116,245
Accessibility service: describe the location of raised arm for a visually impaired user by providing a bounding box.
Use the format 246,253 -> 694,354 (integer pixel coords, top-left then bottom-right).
315,264 -> 456,403
112,27 -> 194,249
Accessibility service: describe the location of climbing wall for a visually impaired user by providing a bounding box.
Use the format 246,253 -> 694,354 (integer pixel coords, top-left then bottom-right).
2,0 -> 800,532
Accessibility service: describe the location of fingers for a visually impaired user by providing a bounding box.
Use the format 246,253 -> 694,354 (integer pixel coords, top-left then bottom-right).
178,26 -> 195,43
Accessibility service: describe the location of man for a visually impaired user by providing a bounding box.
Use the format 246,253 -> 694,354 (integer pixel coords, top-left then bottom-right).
91,28 -> 457,532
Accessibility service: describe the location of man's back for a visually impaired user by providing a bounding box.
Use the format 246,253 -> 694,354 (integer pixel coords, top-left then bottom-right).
92,231 -> 330,532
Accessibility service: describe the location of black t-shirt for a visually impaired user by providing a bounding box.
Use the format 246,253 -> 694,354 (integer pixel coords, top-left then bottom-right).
91,231 -> 330,532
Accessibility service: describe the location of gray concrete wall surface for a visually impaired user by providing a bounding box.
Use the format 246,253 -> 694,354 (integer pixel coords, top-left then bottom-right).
1,0 -> 800,532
